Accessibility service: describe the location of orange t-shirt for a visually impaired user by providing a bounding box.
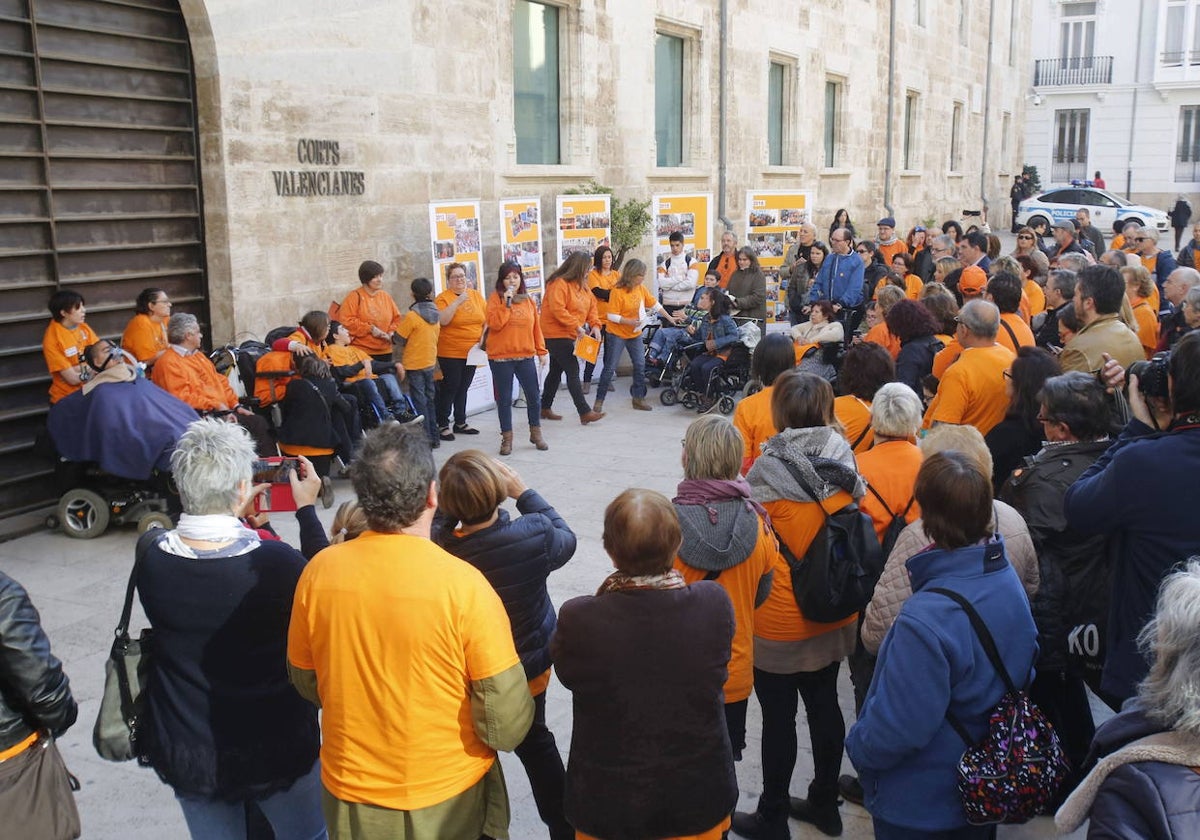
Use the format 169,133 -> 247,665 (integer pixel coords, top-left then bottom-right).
1024,281 -> 1046,318
1130,298 -> 1158,359
675,522 -> 777,703
711,252 -> 737,288
325,343 -> 374,383
587,269 -> 619,320
834,395 -> 874,453
932,338 -> 964,379
288,533 -> 521,811
924,343 -> 1015,435
340,286 -> 402,356
996,312 -> 1036,354
121,313 -> 167,364
150,347 -> 238,411
541,279 -> 601,340
434,289 -> 486,359
757,491 -> 859,641
857,440 -> 923,543
864,324 -> 902,360
877,240 -> 909,266
485,294 -> 546,359
42,320 -> 97,403
605,285 -> 658,339
733,385 -> 775,473
396,308 -> 440,370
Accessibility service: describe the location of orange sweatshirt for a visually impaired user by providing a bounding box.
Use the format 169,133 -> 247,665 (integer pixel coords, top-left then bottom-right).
541,279 -> 600,339
485,293 -> 546,360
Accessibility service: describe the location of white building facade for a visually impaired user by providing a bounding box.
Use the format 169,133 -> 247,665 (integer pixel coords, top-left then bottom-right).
1026,0 -> 1200,212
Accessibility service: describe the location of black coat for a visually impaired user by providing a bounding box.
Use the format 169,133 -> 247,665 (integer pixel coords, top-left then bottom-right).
278,376 -> 358,461
0,571 -> 76,752
895,335 -> 943,395
1036,304 -> 1063,349
985,416 -> 1043,494
1001,440 -> 1111,674
911,247 -> 935,283
551,582 -> 737,839
432,490 -> 575,681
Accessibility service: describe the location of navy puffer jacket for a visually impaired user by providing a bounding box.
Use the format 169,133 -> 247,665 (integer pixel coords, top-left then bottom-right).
433,489 -> 576,680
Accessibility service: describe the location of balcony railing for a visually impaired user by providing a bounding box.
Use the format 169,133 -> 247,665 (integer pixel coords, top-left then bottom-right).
1175,158 -> 1200,183
1033,56 -> 1114,86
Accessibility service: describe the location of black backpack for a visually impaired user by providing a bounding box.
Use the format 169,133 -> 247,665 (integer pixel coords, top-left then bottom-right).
866,484 -> 916,558
773,460 -> 884,624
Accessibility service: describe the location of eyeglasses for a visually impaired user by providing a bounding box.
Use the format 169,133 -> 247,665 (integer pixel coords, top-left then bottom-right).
1002,370 -> 1012,380
856,248 -> 870,254
1017,234 -> 1034,240
1136,237 -> 1152,242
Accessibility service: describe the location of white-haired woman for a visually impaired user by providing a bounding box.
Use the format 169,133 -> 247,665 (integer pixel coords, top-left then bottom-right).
136,418 -> 326,839
1057,559 -> 1200,838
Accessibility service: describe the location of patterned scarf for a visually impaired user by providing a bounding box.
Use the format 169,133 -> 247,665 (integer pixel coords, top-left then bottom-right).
596,568 -> 687,594
747,426 -> 865,504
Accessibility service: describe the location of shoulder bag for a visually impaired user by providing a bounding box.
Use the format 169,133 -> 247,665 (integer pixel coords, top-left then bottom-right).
93,529 -> 159,762
931,586 -> 1069,825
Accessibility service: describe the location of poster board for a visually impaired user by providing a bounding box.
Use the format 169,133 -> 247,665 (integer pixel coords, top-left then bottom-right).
555,194 -> 611,267
744,190 -> 813,323
428,199 -> 492,413
428,199 -> 483,294
652,192 -> 713,284
499,197 -> 545,298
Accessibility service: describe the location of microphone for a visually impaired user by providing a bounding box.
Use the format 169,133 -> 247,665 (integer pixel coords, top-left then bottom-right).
506,293 -> 512,308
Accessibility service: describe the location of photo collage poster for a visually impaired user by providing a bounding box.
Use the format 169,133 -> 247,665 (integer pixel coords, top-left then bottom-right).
651,193 -> 713,301
427,199 -> 492,413
499,197 -> 545,299
555,194 -> 611,267
744,190 -> 813,323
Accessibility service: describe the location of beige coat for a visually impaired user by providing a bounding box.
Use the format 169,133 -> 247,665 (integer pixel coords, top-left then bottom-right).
1058,313 -> 1145,374
860,500 -> 1040,655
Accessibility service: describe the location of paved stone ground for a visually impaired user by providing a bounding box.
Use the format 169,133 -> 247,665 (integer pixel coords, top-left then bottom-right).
2,387 -> 1094,839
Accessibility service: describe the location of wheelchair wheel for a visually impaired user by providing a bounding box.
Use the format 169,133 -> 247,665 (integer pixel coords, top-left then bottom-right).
681,392 -> 697,409
137,511 -> 174,534
717,395 -> 736,415
742,379 -> 763,398
57,488 -> 110,539
660,388 -> 678,406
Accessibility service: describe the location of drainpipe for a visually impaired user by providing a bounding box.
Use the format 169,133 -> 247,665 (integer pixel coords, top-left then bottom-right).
1126,0 -> 1145,200
883,0 -> 897,218
980,0 -> 997,226
717,0 -> 734,231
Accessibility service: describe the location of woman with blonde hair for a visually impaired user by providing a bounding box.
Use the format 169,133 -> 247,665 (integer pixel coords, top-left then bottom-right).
1122,264 -> 1159,358
539,252 -> 605,424
593,258 -> 679,414
329,500 -> 367,544
432,450 -> 577,840
734,371 -> 867,838
674,415 -> 779,762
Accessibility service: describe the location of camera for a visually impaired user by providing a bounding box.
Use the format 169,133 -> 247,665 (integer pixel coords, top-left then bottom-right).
1129,351 -> 1171,401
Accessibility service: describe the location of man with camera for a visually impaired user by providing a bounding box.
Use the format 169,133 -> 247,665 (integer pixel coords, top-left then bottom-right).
1064,332 -> 1200,705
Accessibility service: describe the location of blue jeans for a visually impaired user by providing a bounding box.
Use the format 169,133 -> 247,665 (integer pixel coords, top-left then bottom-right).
406,367 -> 437,442
596,335 -> 647,400
175,759 -> 326,840
348,379 -> 389,425
489,357 -> 541,432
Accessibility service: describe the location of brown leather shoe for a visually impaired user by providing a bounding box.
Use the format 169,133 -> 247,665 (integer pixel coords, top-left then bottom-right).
631,397 -> 653,411
540,408 -> 563,421
579,410 -> 604,425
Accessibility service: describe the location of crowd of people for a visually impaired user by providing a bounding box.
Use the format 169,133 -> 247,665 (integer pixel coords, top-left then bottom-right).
13,207 -> 1200,839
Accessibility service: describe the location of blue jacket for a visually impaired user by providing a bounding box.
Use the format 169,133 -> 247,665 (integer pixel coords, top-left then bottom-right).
808,252 -> 865,308
845,538 -> 1038,831
697,314 -> 739,352
1149,249 -> 1178,302
432,489 -> 576,681
1063,418 -> 1200,703
1076,704 -> 1200,840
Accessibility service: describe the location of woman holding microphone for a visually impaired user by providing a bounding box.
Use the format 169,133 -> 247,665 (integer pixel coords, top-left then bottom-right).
487,261 -> 549,455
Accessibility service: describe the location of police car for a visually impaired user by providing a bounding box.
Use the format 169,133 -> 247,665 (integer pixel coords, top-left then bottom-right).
1016,184 -> 1170,234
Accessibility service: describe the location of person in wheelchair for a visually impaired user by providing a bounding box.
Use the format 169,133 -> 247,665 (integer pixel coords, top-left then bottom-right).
647,272 -> 720,367
791,300 -> 845,359
325,320 -> 418,426
681,288 -> 740,397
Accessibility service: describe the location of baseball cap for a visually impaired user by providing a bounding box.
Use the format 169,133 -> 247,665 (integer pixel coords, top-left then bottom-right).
959,265 -> 988,298
877,216 -> 897,228
1052,219 -> 1075,232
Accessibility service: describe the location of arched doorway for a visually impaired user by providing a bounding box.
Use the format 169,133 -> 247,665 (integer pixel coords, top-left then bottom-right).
0,0 -> 207,524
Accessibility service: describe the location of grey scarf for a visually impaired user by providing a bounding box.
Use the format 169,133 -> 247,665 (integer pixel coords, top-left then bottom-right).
747,426 -> 865,505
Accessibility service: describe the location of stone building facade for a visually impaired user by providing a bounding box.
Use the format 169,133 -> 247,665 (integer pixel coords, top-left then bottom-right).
0,0 -> 1030,523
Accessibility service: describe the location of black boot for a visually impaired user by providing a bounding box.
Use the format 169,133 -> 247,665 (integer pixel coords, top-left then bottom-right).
729,809 -> 790,839
788,796 -> 842,837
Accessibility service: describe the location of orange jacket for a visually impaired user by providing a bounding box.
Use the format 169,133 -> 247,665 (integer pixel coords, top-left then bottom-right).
485,294 -> 546,360
151,348 -> 238,411
541,278 -> 600,339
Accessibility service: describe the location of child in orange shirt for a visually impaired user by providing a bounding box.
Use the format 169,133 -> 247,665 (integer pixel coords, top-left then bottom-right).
327,321 -> 417,426
395,277 -> 441,445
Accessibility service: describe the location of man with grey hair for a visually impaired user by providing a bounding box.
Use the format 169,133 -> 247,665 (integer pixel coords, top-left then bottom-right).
1037,269 -> 1077,349
1100,249 -> 1134,269
924,299 -> 1015,435
150,312 -> 274,454
1159,266 -> 1200,350
1056,251 -> 1090,275
288,423 -> 534,838
1133,227 -> 1178,306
